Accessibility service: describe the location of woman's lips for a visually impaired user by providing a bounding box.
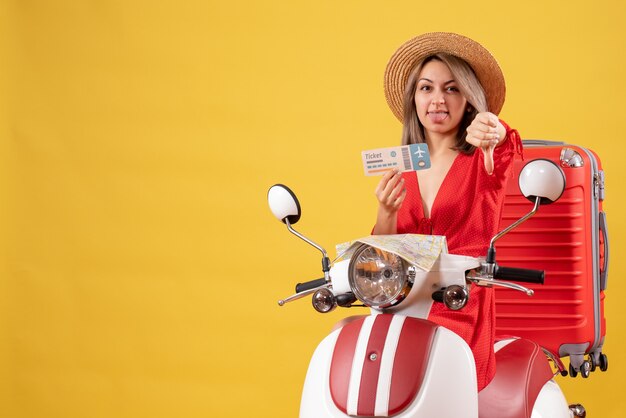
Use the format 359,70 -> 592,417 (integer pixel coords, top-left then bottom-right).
427,111 -> 449,123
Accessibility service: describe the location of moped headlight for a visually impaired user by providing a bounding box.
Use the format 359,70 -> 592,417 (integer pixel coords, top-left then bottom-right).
348,244 -> 415,308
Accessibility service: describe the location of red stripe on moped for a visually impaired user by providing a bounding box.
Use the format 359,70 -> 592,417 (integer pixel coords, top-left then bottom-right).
330,315 -> 438,416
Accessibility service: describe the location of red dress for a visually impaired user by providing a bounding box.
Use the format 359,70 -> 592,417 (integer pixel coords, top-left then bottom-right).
395,124 -> 522,391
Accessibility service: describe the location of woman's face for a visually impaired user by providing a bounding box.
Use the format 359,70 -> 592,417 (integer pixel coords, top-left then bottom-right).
414,59 -> 468,139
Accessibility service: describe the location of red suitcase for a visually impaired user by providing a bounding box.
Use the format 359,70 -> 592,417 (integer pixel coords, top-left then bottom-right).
494,140 -> 608,377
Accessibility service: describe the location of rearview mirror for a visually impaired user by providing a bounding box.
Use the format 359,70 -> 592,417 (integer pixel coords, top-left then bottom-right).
267,184 -> 301,224
519,159 -> 566,204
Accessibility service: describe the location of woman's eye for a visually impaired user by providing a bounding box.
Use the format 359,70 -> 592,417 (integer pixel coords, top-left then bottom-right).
447,86 -> 460,93
419,85 -> 431,91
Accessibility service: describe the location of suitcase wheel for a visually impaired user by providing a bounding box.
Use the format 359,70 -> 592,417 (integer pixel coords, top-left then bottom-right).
599,353 -> 609,372
588,354 -> 597,372
580,360 -> 591,378
568,361 -> 592,378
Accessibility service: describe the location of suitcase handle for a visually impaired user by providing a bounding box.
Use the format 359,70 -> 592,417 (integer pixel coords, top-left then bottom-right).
494,266 -> 545,284
600,211 -> 609,290
522,139 -> 566,146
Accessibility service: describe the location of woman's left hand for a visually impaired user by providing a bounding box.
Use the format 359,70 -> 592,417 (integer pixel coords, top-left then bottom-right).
465,112 -> 506,175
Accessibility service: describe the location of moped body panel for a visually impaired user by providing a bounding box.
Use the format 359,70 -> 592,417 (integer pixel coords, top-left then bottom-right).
530,380 -> 572,418
300,314 -> 478,418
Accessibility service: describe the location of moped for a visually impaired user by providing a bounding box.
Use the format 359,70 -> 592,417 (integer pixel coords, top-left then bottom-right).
268,159 -> 587,418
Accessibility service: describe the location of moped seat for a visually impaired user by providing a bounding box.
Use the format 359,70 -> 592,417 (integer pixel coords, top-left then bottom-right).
478,338 -> 555,418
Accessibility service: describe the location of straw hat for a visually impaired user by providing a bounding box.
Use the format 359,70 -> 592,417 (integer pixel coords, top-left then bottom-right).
384,32 -> 505,121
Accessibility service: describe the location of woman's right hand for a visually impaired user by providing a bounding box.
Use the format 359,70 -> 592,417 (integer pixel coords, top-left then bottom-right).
375,168 -> 406,214
373,169 -> 406,235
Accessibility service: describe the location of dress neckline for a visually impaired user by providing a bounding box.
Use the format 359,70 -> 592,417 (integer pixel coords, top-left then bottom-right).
415,151 -> 462,220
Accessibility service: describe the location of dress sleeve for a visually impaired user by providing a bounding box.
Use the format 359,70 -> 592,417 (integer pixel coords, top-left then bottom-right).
496,119 -> 523,160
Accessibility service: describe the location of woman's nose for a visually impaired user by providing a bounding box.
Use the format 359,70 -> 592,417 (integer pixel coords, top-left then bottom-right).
431,93 -> 445,104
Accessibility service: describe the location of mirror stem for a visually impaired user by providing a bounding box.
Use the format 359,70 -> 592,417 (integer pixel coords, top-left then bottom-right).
486,196 -> 541,264
285,219 -> 331,280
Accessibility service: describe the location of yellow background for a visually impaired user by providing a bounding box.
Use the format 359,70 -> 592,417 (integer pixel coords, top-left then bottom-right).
1,0 -> 624,417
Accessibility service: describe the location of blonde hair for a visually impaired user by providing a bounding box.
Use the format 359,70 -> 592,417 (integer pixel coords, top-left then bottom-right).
401,53 -> 488,153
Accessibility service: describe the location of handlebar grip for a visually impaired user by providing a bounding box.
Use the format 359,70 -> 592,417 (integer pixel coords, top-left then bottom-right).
494,266 -> 545,284
295,278 -> 327,293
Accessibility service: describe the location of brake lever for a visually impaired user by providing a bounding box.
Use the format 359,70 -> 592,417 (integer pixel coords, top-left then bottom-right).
466,271 -> 534,296
278,284 -> 331,306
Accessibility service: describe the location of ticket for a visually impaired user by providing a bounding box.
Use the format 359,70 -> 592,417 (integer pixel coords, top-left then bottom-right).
362,143 -> 431,176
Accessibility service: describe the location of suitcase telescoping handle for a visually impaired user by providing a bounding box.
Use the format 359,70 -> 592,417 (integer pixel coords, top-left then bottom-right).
522,139 -> 566,147
494,266 -> 545,284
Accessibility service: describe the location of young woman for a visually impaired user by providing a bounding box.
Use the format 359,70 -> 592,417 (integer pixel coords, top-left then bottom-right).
374,33 -> 522,391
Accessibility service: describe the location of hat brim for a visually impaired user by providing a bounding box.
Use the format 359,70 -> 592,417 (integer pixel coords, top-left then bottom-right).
384,32 -> 506,122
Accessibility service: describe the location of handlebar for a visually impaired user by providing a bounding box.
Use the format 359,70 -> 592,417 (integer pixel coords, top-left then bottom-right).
295,278 -> 328,293
494,266 -> 544,284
